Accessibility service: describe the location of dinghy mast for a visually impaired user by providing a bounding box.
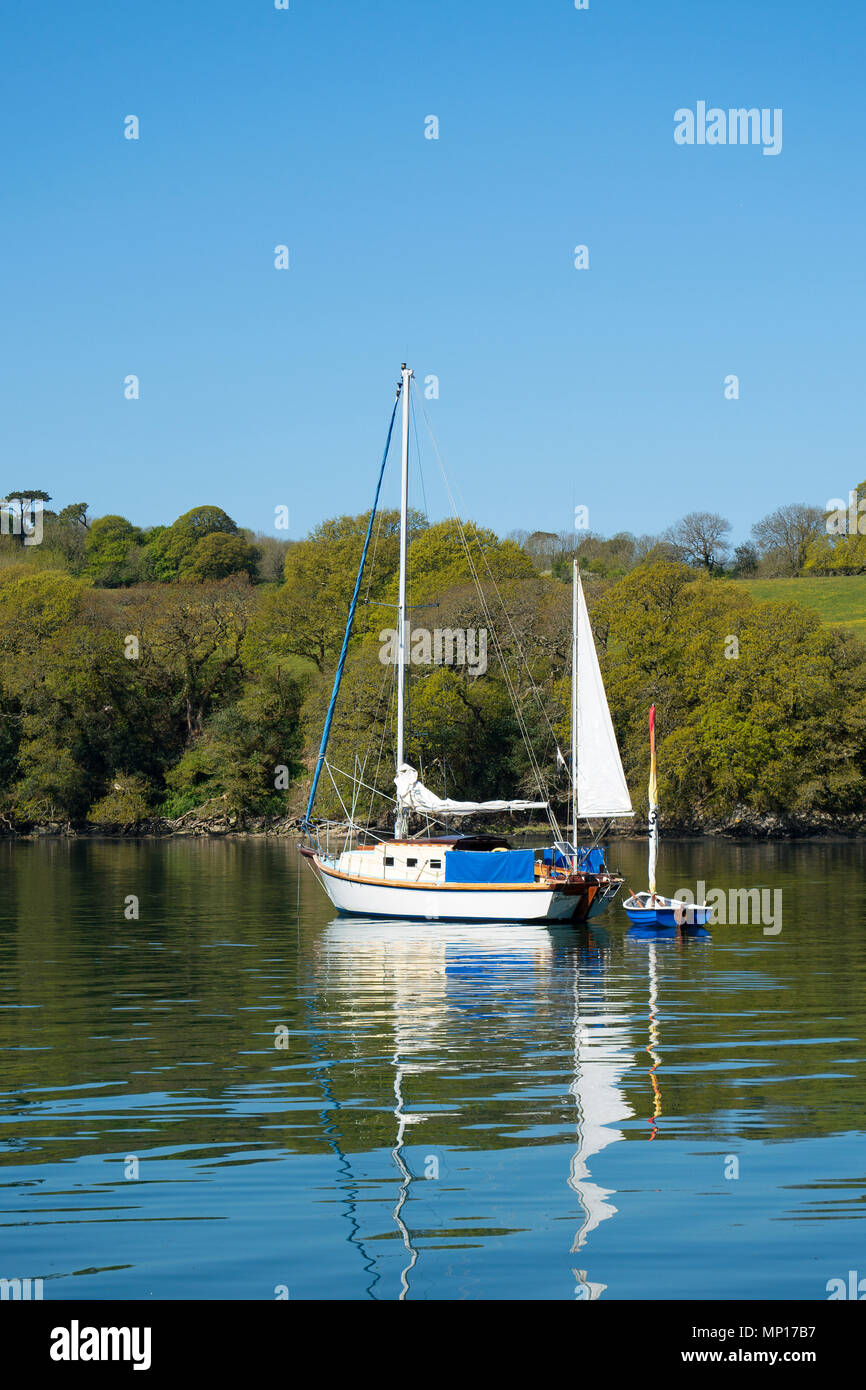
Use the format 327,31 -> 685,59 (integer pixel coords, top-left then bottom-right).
647,704 -> 658,898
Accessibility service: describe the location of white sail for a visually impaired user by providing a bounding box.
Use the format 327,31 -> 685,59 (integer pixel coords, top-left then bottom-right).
394,764 -> 546,818
576,576 -> 634,819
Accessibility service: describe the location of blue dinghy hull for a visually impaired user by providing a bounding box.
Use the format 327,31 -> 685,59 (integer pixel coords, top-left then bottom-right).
622,893 -> 710,928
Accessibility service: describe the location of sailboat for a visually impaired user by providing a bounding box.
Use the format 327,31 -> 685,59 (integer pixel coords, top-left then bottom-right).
300,364 -> 634,924
622,705 -> 710,927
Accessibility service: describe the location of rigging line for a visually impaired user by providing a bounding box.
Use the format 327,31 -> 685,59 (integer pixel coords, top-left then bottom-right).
418,396 -> 563,756
465,517 -> 563,752
416,396 -> 560,832
416,751 -> 433,838
366,705 -> 392,830
417,408 -> 557,835
326,760 -> 396,807
349,752 -> 362,830
356,670 -> 389,805
391,1056 -> 419,1299
366,655 -> 397,830
410,389 -> 430,525
309,1018 -> 382,1299
324,760 -> 353,824
303,388 -> 401,828
356,651 -> 392,788
362,488 -> 387,609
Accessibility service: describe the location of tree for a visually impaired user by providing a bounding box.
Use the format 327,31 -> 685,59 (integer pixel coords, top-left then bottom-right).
84,515 -> 144,586
667,511 -> 732,572
572,531 -> 641,579
403,518 -> 534,600
803,481 -> 866,574
1,490 -> 51,547
730,542 -> 759,577
523,531 -> 561,571
0,570 -> 129,823
57,502 -> 89,529
751,503 -> 824,576
49,503 -> 90,569
145,506 -> 240,581
134,577 -> 254,740
179,532 -> 260,581
265,509 -> 422,670
87,773 -> 152,827
253,534 -> 293,584
592,563 -> 866,818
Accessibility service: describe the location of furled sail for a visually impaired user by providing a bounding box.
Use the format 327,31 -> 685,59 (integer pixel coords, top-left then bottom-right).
647,704 -> 658,894
576,578 -> 634,818
394,764 -> 547,818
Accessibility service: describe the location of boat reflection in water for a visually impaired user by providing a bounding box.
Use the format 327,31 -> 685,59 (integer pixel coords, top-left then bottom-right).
318,917 -> 636,1300
625,923 -> 711,1143
566,938 -> 634,1299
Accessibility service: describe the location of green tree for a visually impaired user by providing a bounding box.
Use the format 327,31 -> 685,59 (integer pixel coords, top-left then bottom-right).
404,519 -> 534,599
179,532 -> 260,581
145,506 -> 240,581
266,509 -> 421,670
1,490 -> 51,547
84,515 -> 144,586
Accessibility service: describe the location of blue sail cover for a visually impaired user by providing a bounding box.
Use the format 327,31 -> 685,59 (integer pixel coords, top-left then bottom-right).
542,846 -> 607,873
444,849 -> 535,884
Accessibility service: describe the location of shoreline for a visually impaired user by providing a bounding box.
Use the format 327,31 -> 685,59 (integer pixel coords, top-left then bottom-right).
2,811 -> 865,842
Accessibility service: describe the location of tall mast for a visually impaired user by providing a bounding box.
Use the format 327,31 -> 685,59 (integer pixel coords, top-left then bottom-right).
571,559 -> 579,864
395,364 -> 412,838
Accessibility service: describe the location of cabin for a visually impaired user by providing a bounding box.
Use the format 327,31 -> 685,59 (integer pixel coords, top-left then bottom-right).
333,835 -> 538,886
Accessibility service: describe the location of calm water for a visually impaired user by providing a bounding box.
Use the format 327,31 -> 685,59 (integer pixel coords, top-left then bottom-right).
0,836 -> 864,1301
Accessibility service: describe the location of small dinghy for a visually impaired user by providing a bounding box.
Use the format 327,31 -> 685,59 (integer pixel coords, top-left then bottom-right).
622,891 -> 710,928
622,706 -> 710,929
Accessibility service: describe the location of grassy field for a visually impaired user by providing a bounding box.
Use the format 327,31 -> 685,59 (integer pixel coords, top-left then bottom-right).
741,576 -> 866,636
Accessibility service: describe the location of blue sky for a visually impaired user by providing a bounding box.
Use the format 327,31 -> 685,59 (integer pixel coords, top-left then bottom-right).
1,0 -> 863,546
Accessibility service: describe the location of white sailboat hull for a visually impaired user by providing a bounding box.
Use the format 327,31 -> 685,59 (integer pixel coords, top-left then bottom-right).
312,857 -> 579,923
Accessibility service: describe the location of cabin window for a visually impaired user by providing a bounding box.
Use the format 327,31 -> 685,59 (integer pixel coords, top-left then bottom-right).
384,856 -> 394,866
407,857 -> 418,867
429,859 -> 441,868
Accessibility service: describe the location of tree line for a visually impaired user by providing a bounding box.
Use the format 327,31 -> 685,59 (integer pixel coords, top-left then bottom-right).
0,489 -> 864,831
512,483 -> 866,581
0,493 -> 290,585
